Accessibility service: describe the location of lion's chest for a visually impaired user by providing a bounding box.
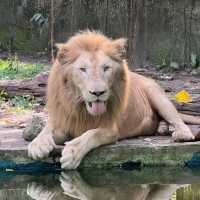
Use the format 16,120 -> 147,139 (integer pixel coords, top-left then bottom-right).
66,113 -> 111,138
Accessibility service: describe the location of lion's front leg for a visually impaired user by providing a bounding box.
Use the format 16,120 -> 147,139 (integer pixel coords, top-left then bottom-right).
60,127 -> 118,170
60,171 -> 94,199
28,123 -> 56,160
27,182 -> 56,200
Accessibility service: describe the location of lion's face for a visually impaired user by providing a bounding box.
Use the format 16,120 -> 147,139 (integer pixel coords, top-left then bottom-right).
70,50 -> 122,116
56,31 -> 127,116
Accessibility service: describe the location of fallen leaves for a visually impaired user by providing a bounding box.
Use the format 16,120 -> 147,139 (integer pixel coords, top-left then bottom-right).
0,119 -> 16,128
0,102 -> 34,128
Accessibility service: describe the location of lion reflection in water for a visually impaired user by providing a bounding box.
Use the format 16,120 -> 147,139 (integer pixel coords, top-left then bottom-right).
27,171 -> 187,200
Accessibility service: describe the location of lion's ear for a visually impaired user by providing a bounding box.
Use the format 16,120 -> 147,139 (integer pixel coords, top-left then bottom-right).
112,38 -> 127,58
55,43 -> 69,65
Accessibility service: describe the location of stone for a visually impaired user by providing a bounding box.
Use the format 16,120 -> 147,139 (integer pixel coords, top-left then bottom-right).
22,115 -> 45,141
0,129 -> 200,170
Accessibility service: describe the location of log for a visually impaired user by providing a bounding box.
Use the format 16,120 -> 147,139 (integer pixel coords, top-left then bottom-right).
0,71 -> 174,97
173,101 -> 200,115
0,72 -> 48,97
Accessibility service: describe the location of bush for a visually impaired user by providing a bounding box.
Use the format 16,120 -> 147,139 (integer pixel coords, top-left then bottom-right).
0,57 -> 44,80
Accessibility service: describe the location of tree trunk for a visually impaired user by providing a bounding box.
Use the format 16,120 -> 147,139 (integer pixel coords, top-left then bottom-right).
0,72 -> 48,97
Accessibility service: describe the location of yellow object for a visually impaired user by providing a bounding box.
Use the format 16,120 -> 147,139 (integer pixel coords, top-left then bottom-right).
175,90 -> 192,103
0,119 -> 15,127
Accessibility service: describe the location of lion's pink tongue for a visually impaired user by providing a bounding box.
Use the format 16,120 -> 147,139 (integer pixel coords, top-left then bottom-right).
90,102 -> 106,115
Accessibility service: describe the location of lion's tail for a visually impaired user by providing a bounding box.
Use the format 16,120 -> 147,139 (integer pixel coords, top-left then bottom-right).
180,113 -> 200,125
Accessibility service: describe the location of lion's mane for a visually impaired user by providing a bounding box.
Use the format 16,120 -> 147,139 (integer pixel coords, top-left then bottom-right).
47,31 -> 129,138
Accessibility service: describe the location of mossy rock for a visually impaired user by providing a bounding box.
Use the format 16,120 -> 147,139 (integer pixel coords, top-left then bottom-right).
22,116 -> 45,141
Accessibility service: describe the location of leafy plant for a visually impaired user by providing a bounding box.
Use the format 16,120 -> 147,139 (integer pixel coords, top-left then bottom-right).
6,95 -> 41,113
0,58 -> 44,80
152,48 -> 172,69
30,13 -> 48,35
10,96 -> 32,108
0,90 -> 8,104
191,53 -> 199,68
30,13 -> 48,27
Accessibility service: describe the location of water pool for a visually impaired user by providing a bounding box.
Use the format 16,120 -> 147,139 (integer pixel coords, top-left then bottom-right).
0,167 -> 200,200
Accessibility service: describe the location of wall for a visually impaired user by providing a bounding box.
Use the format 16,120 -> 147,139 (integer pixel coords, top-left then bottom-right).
0,0 -> 200,69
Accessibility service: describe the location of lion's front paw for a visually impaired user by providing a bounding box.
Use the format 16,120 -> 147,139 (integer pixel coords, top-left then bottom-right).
172,126 -> 195,142
28,134 -> 55,160
60,139 -> 85,170
60,172 -> 89,199
27,182 -> 56,200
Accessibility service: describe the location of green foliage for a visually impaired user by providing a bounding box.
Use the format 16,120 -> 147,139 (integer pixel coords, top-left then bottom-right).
1,94 -> 42,113
0,90 -> 8,104
152,48 -> 172,69
173,184 -> 200,200
0,57 -> 44,80
30,13 -> 48,29
10,95 -> 33,109
190,53 -> 200,68
0,27 -> 48,53
0,31 -> 11,51
8,95 -> 42,112
152,49 -> 200,72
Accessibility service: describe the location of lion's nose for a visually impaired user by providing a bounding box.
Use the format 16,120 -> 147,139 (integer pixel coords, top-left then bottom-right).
89,90 -> 106,97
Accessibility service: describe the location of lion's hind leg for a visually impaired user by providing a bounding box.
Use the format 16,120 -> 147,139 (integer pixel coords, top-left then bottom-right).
28,123 -> 56,160
145,82 -> 194,142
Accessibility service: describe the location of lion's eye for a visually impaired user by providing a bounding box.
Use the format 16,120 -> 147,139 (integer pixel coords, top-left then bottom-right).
80,67 -> 87,73
103,65 -> 110,72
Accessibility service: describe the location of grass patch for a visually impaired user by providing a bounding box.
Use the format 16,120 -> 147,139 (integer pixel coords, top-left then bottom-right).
9,95 -> 35,110
152,48 -> 172,69
0,92 -> 43,113
0,57 -> 44,80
